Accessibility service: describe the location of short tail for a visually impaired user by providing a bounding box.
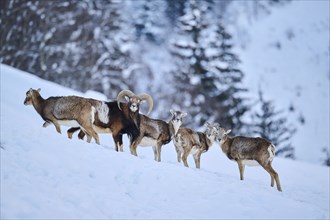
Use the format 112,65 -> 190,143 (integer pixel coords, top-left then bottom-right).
268,144 -> 276,162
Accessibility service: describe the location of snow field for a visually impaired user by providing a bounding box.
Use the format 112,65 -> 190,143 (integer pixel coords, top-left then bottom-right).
1,64 -> 329,219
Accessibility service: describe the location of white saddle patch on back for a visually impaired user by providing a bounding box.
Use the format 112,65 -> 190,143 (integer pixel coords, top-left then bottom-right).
139,137 -> 157,147
96,102 -> 109,124
242,160 -> 260,166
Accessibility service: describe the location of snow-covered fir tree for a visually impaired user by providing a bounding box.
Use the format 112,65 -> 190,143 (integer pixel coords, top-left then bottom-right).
1,0 -> 137,98
165,0 -> 187,25
38,1 -> 93,90
207,19 -> 249,134
88,0 -> 136,98
128,0 -> 168,44
169,0 -> 248,133
1,0 -> 47,74
40,0 -> 137,98
251,89 -> 296,158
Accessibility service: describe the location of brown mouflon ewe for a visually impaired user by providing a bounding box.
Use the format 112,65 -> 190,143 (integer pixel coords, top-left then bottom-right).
24,88 -> 103,144
217,127 -> 282,192
124,108 -> 187,162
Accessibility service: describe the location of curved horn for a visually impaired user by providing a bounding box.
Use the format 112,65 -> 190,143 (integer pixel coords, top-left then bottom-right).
117,89 -> 135,110
138,93 -> 153,115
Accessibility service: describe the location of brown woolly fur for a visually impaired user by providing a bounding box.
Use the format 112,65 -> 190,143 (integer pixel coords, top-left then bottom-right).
24,88 -> 100,144
129,110 -> 187,162
67,101 -> 141,152
173,122 -> 219,169
67,89 -> 152,152
217,127 -> 282,192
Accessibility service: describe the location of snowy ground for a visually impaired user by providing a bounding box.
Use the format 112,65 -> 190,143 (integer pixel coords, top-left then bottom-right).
1,64 -> 329,219
227,0 -> 330,163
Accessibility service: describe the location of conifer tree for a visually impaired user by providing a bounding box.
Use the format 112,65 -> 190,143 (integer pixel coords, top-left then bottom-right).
170,0 -> 248,133
165,0 -> 186,25
88,0 -> 135,98
1,0 -> 136,98
252,89 -> 296,158
130,0 -> 168,44
1,0 -> 47,74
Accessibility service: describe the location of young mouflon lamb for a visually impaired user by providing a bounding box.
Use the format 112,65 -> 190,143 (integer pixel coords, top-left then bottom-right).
217,127 -> 282,192
174,122 -> 220,169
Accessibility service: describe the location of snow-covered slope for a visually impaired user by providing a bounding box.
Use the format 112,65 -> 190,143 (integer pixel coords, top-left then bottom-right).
226,1 -> 330,164
1,64 -> 329,219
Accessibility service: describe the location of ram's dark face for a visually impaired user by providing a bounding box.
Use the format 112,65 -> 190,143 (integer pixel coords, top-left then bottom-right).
128,96 -> 142,113
117,90 -> 153,115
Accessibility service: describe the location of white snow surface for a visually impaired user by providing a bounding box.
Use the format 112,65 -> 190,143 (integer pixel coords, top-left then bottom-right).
1,64 -> 329,219
227,1 -> 330,163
